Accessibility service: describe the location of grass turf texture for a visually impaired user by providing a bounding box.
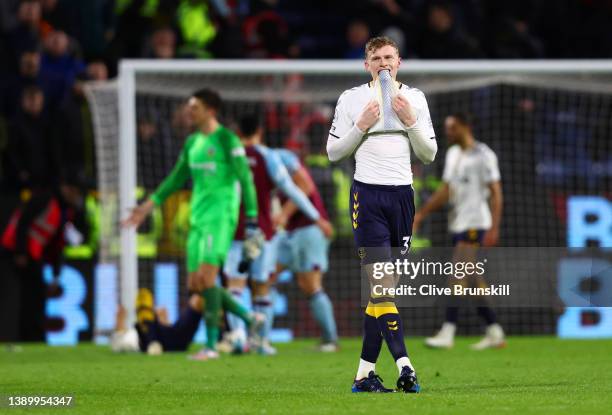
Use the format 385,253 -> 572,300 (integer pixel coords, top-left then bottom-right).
2,337 -> 611,415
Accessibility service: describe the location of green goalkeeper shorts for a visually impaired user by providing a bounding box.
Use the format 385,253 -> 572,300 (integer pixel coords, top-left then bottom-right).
186,219 -> 237,272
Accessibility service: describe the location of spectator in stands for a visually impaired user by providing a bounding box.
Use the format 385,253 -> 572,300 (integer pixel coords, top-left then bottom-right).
212,19 -> 244,58
50,61 -> 108,188
366,0 -> 417,53
40,30 -> 85,109
19,49 -> 41,80
176,0 -> 217,58
380,26 -> 408,57
489,18 -> 544,58
41,0 -> 66,30
6,85 -> 60,191
243,9 -> 294,58
59,0 -> 116,62
86,60 -> 108,81
144,26 -> 177,59
0,49 -> 42,117
418,1 -> 484,59
344,20 -> 370,59
107,0 -> 165,71
374,0 -> 415,24
7,0 -> 42,66
0,0 -> 21,34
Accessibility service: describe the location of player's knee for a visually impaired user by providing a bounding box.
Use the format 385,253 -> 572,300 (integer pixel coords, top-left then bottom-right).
298,273 -> 322,296
201,277 -> 215,290
197,264 -> 218,290
227,278 -> 246,290
252,281 -> 270,296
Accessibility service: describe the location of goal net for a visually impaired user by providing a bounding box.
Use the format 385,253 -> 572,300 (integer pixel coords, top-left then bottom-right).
85,60 -> 612,343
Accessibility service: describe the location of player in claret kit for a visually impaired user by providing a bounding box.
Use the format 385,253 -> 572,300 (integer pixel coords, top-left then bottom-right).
327,36 -> 437,393
122,89 -> 264,360
223,114 -> 332,355
274,148 -> 338,352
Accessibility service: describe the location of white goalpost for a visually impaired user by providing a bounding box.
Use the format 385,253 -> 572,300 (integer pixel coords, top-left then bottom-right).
86,59 -> 612,340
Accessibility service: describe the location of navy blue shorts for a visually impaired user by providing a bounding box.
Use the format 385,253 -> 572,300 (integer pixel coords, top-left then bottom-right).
137,307 -> 201,352
351,180 -> 415,263
452,229 -> 486,246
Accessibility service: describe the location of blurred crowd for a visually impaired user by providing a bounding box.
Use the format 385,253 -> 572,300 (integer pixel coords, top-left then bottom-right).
1,0 -> 611,193
0,0 -> 608,200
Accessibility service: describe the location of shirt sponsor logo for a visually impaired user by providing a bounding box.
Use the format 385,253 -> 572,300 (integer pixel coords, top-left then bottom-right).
190,162 -> 216,171
232,147 -> 246,157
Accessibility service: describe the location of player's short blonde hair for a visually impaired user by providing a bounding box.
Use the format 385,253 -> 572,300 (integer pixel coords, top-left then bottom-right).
365,36 -> 400,59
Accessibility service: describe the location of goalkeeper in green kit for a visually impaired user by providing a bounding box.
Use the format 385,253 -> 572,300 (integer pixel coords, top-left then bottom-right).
122,89 -> 264,360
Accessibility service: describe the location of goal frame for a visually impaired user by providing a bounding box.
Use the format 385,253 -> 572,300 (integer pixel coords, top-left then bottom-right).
116,59 -> 612,326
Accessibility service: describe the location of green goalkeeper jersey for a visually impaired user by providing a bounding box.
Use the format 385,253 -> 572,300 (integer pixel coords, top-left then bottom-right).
150,125 -> 258,226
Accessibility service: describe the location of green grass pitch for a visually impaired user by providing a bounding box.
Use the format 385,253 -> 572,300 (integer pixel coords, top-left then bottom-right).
2,336 -> 611,414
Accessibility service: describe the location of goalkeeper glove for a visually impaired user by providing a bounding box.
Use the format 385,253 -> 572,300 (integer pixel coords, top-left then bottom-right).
243,218 -> 264,262
239,218 -> 264,273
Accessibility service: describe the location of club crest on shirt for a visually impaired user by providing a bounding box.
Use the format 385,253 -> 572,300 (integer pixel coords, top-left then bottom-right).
358,247 -> 366,259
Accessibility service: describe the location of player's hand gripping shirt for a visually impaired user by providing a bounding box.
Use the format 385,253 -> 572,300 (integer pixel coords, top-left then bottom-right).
327,80 -> 437,185
150,125 -> 258,226
442,141 -> 501,233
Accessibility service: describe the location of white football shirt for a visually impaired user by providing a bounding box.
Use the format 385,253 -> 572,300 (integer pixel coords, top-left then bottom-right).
329,82 -> 435,185
442,142 -> 501,233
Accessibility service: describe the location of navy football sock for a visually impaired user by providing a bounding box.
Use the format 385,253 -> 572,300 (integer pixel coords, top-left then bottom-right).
360,312 -> 382,363
370,300 -> 408,362
476,306 -> 497,325
445,306 -> 459,324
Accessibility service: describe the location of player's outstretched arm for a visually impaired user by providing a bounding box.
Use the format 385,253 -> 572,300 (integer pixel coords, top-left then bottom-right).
273,148 -> 333,237
122,138 -> 192,229
274,167 -> 313,226
263,147 -> 320,221
121,199 -> 155,229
